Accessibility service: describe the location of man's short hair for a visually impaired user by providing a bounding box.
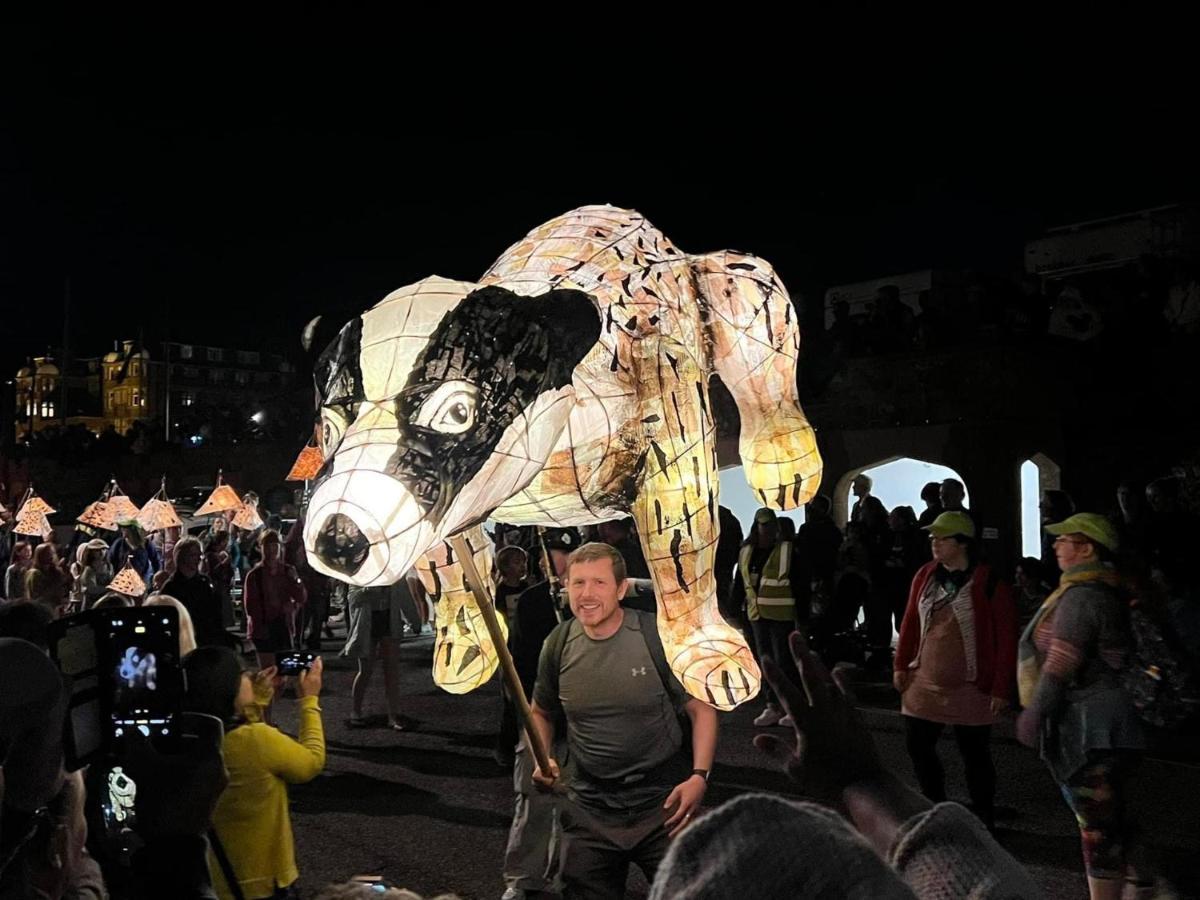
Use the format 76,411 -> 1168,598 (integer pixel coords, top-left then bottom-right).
566,542 -> 627,584
853,473 -> 872,489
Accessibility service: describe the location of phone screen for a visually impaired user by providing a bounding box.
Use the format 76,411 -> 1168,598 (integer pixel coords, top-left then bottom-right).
276,651 -> 317,675
101,765 -> 138,838
99,608 -> 183,743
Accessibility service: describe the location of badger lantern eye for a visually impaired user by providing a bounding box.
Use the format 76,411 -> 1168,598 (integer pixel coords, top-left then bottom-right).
321,407 -> 348,453
415,380 -> 478,435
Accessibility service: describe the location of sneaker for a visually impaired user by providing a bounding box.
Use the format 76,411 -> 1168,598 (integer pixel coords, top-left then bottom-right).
778,713 -> 795,728
753,706 -> 783,727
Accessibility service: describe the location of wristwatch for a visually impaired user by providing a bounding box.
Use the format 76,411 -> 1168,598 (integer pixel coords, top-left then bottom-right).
691,768 -> 710,783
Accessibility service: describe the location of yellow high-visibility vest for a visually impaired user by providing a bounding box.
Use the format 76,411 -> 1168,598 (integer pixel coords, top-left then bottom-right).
739,541 -> 795,622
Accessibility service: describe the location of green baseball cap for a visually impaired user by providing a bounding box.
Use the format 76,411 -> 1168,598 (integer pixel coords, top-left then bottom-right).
754,508 -> 778,525
922,511 -> 976,539
1044,513 -> 1119,552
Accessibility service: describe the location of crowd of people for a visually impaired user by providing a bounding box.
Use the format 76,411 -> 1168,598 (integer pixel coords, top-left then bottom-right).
826,261 -> 1200,361
2,466 -> 1198,899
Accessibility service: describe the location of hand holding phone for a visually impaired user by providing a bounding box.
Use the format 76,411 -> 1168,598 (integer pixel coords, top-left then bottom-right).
296,656 -> 324,698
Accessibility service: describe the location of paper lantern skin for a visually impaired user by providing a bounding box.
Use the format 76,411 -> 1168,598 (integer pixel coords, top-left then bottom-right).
78,501 -> 116,531
137,498 -> 183,532
105,495 -> 141,523
287,443 -> 324,481
108,565 -> 147,598
195,485 -> 241,516
15,511 -> 51,537
17,496 -> 56,519
231,501 -> 264,531
304,206 -> 822,709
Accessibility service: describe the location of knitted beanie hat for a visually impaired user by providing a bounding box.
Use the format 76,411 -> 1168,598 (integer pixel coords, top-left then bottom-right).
649,793 -> 915,900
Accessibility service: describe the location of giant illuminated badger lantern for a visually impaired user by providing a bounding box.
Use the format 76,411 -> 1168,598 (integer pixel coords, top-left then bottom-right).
304,206 -> 822,710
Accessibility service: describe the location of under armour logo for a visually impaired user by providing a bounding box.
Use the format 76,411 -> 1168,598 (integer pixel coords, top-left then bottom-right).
632,666 -> 647,677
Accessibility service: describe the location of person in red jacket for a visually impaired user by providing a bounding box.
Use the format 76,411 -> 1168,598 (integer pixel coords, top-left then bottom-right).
893,511 -> 1016,831
243,529 -> 307,669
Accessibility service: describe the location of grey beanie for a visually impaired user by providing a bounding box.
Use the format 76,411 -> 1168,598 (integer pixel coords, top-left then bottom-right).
649,793 -> 915,900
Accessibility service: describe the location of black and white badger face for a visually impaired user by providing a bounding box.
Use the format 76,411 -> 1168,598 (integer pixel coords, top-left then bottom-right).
304,276 -> 599,586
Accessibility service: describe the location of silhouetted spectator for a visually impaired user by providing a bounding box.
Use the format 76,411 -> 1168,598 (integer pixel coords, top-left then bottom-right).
1145,476 -> 1200,594
829,299 -> 863,356
916,481 -> 944,531
1013,556 -> 1051,630
1039,490 -> 1075,586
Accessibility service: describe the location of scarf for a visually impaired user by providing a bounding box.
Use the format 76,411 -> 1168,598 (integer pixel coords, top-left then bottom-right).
1017,562 -> 1120,707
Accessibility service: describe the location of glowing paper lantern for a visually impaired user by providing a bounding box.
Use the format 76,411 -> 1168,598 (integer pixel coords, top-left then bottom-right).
138,498 -> 183,532
303,206 -> 822,709
78,501 -> 115,531
287,433 -> 324,481
14,510 -> 51,537
195,474 -> 241,517
105,493 -> 141,524
108,564 -> 147,598
231,498 -> 264,531
17,493 -> 55,520
137,478 -> 182,533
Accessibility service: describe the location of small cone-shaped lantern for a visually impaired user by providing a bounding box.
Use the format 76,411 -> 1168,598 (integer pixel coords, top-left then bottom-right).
231,498 -> 265,531
14,510 -> 51,537
286,438 -> 324,481
105,492 -> 140,523
196,472 -> 241,516
16,489 -> 55,520
138,498 -> 183,532
77,500 -> 115,531
108,563 -> 147,598
137,478 -> 182,532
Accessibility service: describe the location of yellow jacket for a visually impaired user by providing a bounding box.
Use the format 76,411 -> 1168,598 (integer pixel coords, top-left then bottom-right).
208,694 -> 325,900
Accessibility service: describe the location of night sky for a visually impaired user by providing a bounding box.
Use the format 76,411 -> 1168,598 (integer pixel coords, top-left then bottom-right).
3,28 -> 1196,378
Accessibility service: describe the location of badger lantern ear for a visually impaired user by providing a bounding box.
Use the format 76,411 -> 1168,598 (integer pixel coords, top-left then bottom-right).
301,316 -> 322,352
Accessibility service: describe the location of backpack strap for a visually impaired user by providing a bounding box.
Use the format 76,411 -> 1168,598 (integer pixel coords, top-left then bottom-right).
633,610 -> 680,705
208,827 -> 247,900
539,616 -> 576,711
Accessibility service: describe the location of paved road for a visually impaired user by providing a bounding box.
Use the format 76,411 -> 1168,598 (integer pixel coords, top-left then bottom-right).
269,633 -> 1199,899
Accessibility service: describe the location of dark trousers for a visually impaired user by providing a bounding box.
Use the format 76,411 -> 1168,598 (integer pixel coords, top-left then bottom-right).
750,617 -> 801,706
302,589 -> 329,650
903,715 -> 996,827
559,800 -> 672,900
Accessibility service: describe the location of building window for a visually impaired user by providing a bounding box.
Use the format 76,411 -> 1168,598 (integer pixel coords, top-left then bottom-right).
207,348 -> 223,362
234,371 -> 249,386
180,392 -> 195,407
24,401 -> 31,416
184,366 -> 199,378
237,350 -> 260,365
40,400 -> 55,418
130,361 -> 139,376
179,344 -> 193,360
254,371 -> 270,384
133,391 -> 143,408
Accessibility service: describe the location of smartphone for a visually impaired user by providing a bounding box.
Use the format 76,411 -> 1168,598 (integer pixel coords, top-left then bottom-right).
275,651 -> 318,676
48,610 -> 104,770
96,606 -> 184,749
101,765 -> 139,838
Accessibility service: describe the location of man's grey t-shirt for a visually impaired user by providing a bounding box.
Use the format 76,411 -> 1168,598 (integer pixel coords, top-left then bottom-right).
534,610 -> 688,809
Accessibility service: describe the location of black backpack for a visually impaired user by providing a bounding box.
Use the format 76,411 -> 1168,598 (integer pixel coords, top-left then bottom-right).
1122,595 -> 1200,730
